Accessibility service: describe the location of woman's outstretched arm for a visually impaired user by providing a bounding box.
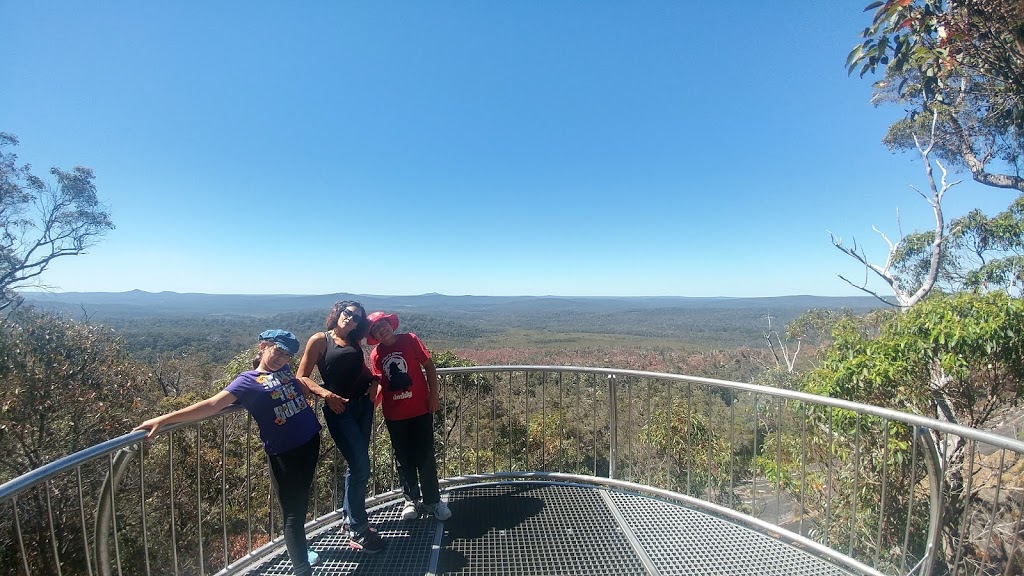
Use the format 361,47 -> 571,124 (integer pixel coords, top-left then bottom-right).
133,390 -> 236,439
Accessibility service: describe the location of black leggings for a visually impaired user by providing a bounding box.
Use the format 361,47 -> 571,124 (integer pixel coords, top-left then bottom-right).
268,434 -> 320,576
386,412 -> 441,505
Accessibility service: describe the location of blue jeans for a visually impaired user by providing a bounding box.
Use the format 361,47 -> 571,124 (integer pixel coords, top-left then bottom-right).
323,395 -> 373,534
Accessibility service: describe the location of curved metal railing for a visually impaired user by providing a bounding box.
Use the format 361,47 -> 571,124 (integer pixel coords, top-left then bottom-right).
2,366 -> 1022,576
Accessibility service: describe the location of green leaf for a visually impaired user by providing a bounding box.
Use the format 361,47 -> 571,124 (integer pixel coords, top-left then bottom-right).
847,45 -> 866,68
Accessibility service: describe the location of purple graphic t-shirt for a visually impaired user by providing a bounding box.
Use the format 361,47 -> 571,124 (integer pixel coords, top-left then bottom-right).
225,366 -> 321,455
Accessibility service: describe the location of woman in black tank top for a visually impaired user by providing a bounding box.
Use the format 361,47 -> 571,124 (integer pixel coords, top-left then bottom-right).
296,300 -> 385,553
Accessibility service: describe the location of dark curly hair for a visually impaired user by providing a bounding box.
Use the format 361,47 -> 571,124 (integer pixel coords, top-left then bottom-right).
325,300 -> 369,342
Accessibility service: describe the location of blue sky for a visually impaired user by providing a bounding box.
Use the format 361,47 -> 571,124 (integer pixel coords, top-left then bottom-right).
1,2 -> 1016,297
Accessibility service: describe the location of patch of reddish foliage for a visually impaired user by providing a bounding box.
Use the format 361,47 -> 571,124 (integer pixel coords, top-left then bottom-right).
451,346 -> 773,381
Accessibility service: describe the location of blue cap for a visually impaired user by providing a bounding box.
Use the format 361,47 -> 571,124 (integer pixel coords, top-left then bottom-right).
258,329 -> 299,356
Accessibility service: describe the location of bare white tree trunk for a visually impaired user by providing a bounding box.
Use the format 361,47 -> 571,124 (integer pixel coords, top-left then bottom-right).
830,110 -> 961,308
762,313 -> 800,372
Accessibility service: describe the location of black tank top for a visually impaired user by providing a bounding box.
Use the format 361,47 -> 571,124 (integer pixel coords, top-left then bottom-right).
316,331 -> 371,399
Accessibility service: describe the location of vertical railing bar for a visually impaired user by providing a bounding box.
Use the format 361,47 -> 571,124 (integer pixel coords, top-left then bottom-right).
557,372 -> 564,473
440,374 -> 449,478
708,387 -> 714,502
245,412 -> 253,553
475,372 -> 482,475
918,428 -> 943,576
458,375 -> 465,477
195,423 -> 204,575
941,432 -> 956,574
952,440 -> 977,576
13,495 -> 29,576
332,414 -> 340,514
824,406 -> 833,548
541,371 -> 547,470
775,397 -> 783,527
220,416 -> 228,571
1001,479 -> 1024,576
582,373 -> 588,475
627,376 -> 634,481
468,374 -> 475,475
368,396 -> 375,496
649,377 -> 656,487
874,420 -> 891,568
799,402 -> 808,535
507,370 -> 514,472
976,448 -> 1007,576
139,442 -> 150,576
524,371 -> 531,471
311,399 -> 319,519
685,382 -> 693,494
668,378 -> 675,492
441,372 -> 449,477
109,453 -> 123,576
169,432 -> 179,576
45,479 -> 63,576
592,373 -> 599,477
729,395 -> 736,510
268,453 -> 275,540
78,466 -> 95,576
899,428 -> 921,575
608,374 -> 618,479
369,412 -> 379,499
849,412 -> 861,556
752,393 -> 760,516
491,372 -> 497,474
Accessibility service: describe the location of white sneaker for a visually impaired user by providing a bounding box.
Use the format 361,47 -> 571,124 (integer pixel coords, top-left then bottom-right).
431,501 -> 452,521
401,500 -> 419,520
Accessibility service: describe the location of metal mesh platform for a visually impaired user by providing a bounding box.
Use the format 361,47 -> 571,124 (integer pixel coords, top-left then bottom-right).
242,481 -> 867,576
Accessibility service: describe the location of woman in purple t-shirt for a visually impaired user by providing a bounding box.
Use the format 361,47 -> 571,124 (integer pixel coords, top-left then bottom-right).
134,330 -> 322,576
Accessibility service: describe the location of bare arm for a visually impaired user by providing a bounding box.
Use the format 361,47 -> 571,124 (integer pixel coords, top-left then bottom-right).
133,390 -> 237,439
296,332 -> 327,396
296,331 -> 348,413
424,358 -> 440,413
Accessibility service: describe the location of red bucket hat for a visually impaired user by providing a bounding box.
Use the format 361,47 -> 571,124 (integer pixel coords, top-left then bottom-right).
365,311 -> 399,345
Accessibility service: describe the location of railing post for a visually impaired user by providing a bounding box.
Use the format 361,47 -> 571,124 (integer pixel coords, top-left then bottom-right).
608,374 -> 617,479
917,426 -> 943,576
95,445 -> 140,576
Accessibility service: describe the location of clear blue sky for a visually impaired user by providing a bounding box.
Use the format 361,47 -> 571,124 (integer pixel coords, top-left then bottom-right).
1,2 -> 1016,297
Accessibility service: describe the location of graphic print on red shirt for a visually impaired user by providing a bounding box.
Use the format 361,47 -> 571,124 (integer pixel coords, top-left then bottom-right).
370,332 -> 431,421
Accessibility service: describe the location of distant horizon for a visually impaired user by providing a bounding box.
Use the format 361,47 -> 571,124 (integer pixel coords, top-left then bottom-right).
18,288 -> 885,300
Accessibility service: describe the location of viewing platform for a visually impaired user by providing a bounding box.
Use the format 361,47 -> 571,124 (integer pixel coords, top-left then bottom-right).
3,366 -> 1023,576
242,477 -> 874,576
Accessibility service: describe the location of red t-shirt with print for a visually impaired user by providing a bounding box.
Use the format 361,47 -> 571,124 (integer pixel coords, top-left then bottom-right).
370,332 -> 431,421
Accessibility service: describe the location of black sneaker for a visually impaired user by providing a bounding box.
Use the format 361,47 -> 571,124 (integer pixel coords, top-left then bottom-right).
348,528 -> 385,554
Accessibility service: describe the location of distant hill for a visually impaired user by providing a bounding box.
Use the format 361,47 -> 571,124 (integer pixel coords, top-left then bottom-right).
18,290 -> 894,363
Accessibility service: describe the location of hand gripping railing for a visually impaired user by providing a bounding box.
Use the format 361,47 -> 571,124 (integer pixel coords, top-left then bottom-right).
3,366 -> 1024,576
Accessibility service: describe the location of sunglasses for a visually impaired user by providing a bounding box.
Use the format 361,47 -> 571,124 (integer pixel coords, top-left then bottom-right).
341,308 -> 363,322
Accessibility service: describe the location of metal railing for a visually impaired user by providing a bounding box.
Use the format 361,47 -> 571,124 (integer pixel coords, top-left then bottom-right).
2,366 -> 1023,576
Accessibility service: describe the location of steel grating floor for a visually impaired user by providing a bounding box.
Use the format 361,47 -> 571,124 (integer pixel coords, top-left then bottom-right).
241,481 -> 866,576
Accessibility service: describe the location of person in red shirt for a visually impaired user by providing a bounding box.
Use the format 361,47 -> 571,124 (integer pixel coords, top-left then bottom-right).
366,311 -> 452,521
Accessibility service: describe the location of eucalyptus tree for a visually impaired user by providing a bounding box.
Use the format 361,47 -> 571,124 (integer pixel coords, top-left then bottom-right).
0,308 -> 153,574
832,110 -> 959,307
0,133 -> 113,310
849,0 -> 1024,192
